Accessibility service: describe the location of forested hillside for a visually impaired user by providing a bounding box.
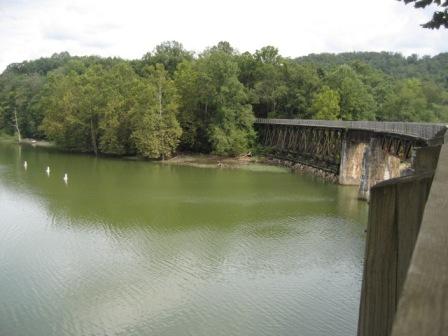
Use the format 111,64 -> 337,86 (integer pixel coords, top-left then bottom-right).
296,52 -> 448,88
1,41 -> 447,158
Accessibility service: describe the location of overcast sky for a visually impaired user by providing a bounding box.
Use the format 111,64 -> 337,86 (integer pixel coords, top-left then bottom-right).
0,0 -> 447,72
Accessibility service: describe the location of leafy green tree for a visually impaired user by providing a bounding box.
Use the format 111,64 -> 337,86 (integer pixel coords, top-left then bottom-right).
174,60 -> 207,151
280,61 -> 322,118
209,76 -> 255,155
97,63 -> 141,155
255,46 -> 282,65
248,48 -> 323,119
175,44 -> 254,155
326,65 -> 376,120
422,80 -> 448,121
252,47 -> 286,117
381,78 -> 434,121
40,62 -> 182,158
141,41 -> 193,76
200,48 -> 255,155
0,72 -> 46,139
39,71 -> 91,151
236,52 -> 258,89
131,107 -> 182,159
311,86 -> 340,120
399,0 -> 448,29
132,64 -> 182,159
207,41 -> 237,55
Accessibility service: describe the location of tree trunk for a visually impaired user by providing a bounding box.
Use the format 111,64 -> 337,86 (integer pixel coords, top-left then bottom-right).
13,108 -> 21,143
158,79 -> 164,159
158,80 -> 163,117
90,118 -> 98,156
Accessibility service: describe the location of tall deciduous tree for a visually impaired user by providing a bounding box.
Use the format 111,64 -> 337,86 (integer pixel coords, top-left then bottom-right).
175,44 -> 255,155
141,41 -> 193,76
132,64 -> 182,159
326,65 -> 376,120
39,71 -> 91,151
98,63 -> 141,155
311,86 -> 341,120
381,78 -> 434,121
40,62 -> 182,158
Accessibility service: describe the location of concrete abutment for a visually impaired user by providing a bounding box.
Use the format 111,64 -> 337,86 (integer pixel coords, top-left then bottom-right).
339,136 -> 368,185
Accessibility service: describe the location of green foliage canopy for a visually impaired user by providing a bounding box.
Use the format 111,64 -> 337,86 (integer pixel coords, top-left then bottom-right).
1,42 -> 447,158
311,86 -> 341,120
39,62 -> 182,158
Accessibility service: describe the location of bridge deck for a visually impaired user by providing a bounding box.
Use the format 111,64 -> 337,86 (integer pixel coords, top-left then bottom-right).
255,118 -> 447,143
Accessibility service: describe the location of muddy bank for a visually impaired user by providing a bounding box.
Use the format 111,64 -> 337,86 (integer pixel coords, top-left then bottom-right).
163,153 -> 258,168
10,141 -> 339,182
165,153 -> 339,183
259,157 -> 339,183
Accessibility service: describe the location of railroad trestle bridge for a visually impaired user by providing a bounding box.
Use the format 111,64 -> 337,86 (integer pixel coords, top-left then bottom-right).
255,118 -> 446,199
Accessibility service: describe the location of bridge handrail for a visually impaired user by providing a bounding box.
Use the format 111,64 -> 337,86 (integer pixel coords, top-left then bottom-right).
389,131 -> 448,336
255,118 -> 447,142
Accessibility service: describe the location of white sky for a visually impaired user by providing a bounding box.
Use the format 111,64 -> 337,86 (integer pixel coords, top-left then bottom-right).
0,0 -> 447,72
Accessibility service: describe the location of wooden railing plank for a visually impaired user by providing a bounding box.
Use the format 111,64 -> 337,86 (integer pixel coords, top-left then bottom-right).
391,143 -> 448,336
358,183 -> 398,336
357,172 -> 434,336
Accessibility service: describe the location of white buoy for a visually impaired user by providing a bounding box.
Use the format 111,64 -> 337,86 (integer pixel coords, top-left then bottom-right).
63,173 -> 68,184
46,166 -> 50,176
23,161 -> 28,170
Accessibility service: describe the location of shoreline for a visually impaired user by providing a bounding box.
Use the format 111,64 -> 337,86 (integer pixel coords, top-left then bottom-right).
19,138 -> 54,148
259,157 -> 339,183
162,153 -> 257,168
164,153 -> 339,183
9,138 -> 338,182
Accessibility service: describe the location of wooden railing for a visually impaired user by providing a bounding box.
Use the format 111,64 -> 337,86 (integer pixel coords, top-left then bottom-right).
391,138 -> 448,336
357,171 -> 435,335
358,132 -> 448,336
255,118 -> 447,142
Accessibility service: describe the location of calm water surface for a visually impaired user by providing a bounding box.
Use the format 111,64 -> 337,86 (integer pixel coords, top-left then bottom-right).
0,143 -> 367,336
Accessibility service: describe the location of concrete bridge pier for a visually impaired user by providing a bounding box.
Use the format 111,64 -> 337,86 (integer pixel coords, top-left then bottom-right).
339,134 -> 403,201
339,135 -> 368,185
358,138 -> 402,200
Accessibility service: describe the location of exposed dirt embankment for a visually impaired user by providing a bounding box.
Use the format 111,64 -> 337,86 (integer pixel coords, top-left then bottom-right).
165,153 -> 338,183
163,153 -> 258,168
259,157 -> 339,183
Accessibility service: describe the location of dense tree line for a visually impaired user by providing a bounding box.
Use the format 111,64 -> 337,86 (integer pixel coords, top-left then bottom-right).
296,52 -> 448,88
1,41 -> 447,158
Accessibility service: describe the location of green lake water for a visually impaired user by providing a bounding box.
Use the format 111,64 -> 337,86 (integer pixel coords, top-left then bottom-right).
0,143 -> 367,336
